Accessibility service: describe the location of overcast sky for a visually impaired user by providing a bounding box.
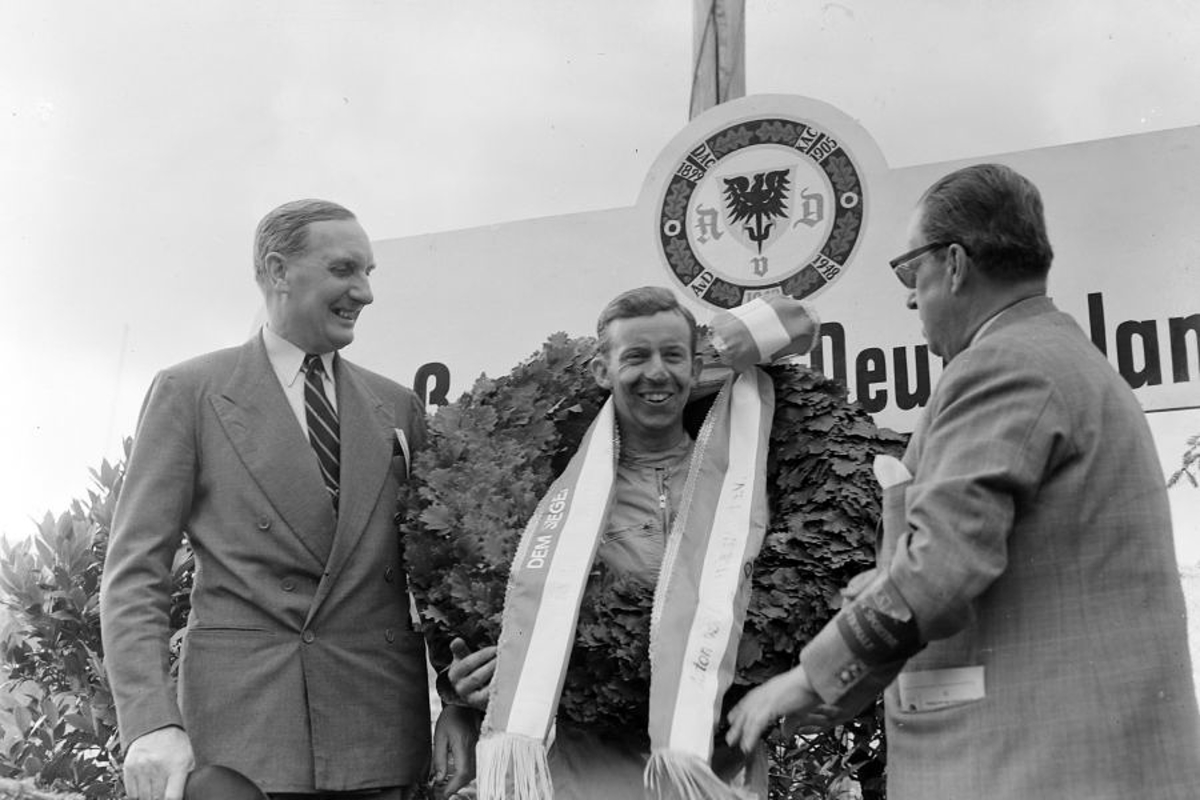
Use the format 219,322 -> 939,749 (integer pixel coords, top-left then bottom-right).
3,0 -> 1200,560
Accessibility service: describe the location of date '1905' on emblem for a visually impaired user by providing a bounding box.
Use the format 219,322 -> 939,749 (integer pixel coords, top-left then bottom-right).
655,117 -> 866,309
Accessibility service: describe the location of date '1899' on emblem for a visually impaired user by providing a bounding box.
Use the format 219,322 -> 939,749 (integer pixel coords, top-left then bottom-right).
656,117 -> 866,309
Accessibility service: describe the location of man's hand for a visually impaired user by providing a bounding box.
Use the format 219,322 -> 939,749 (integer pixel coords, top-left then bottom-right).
725,666 -> 827,753
448,637 -> 496,711
122,726 -> 195,800
432,703 -> 482,799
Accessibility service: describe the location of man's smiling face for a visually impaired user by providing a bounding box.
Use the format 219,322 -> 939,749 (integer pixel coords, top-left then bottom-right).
591,309 -> 702,453
267,218 -> 375,354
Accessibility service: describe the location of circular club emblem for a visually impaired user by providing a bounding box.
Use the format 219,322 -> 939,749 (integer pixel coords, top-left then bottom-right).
655,116 -> 866,309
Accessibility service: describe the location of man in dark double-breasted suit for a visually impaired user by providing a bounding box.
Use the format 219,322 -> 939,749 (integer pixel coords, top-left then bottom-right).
100,200 -> 477,800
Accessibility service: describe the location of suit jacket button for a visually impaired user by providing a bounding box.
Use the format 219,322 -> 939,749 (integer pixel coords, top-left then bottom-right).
385,628 -> 396,643
281,578 -> 296,592
302,630 -> 315,644
256,517 -> 271,531
384,566 -> 395,583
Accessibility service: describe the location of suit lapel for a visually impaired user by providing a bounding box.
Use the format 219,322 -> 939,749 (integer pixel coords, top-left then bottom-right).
210,335 -> 336,566
305,358 -> 392,622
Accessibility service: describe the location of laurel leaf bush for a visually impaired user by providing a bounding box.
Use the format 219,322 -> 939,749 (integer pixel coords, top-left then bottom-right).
0,442 -> 196,800
0,447 -> 128,798
1168,433 -> 1200,489
401,332 -> 908,798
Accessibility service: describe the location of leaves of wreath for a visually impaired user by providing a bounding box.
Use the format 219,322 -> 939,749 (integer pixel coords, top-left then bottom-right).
399,332 -> 907,737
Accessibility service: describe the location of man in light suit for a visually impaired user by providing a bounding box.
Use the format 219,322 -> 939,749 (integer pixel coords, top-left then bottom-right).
100,200 -> 477,800
726,164 -> 1200,798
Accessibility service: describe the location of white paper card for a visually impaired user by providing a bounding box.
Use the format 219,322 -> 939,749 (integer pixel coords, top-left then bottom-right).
897,666 -> 985,712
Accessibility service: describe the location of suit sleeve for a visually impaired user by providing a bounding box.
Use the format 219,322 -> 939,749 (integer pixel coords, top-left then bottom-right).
100,371 -> 197,748
801,345 -> 1070,709
710,296 -> 820,371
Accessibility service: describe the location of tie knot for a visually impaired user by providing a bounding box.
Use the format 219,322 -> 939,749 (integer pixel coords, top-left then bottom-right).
304,354 -> 326,377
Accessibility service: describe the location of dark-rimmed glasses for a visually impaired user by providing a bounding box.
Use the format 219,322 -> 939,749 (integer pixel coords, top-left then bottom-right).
888,242 -> 953,289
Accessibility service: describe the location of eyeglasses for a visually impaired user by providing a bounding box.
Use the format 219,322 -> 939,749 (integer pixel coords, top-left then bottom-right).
888,242 -> 953,289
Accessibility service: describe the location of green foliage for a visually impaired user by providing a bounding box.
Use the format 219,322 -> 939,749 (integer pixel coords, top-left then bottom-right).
768,705 -> 886,800
0,442 -> 194,800
402,333 -> 908,799
743,364 -> 907,695
402,333 -> 606,653
0,448 -> 127,798
1168,433 -> 1200,490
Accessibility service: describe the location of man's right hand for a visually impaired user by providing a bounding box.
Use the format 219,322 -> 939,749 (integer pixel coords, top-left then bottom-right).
725,666 -> 825,754
448,637 -> 497,711
123,726 -> 195,800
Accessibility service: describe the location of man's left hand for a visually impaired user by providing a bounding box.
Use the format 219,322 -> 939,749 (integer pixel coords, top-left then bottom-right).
432,703 -> 481,799
448,637 -> 496,711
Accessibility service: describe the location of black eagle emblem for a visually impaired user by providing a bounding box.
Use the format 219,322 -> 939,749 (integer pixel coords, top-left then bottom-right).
722,169 -> 791,253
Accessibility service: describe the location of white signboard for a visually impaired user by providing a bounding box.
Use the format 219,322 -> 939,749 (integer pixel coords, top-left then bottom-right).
356,95 -> 1198,435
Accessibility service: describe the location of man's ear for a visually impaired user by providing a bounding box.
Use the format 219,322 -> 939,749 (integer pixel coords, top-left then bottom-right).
590,355 -> 613,390
947,243 -> 970,294
264,251 -> 289,290
691,353 -> 703,383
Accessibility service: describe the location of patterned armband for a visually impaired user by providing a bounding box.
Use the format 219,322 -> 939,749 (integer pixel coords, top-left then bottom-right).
835,574 -> 922,666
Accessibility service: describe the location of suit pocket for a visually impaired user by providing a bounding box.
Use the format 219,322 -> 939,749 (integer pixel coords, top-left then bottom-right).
178,627 -> 304,771
599,522 -> 663,580
894,665 -> 986,714
187,624 -> 274,635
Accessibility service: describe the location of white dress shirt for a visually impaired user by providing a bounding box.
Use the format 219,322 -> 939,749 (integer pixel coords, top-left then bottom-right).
261,325 -> 337,436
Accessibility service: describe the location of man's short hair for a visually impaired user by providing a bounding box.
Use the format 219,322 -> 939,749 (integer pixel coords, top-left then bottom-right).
253,199 -> 357,284
918,163 -> 1053,282
595,286 -> 699,356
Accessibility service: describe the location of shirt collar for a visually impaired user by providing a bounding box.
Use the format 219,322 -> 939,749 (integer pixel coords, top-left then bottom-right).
262,325 -> 335,388
620,432 -> 694,468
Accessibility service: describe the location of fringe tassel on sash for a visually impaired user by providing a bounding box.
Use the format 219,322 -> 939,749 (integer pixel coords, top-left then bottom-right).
477,733 -> 554,800
644,751 -> 756,800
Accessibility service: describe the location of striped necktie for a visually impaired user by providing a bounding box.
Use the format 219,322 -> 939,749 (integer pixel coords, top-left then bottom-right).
303,354 -> 340,512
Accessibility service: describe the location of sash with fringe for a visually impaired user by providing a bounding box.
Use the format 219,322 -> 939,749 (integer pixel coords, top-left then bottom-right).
478,367 -> 775,800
